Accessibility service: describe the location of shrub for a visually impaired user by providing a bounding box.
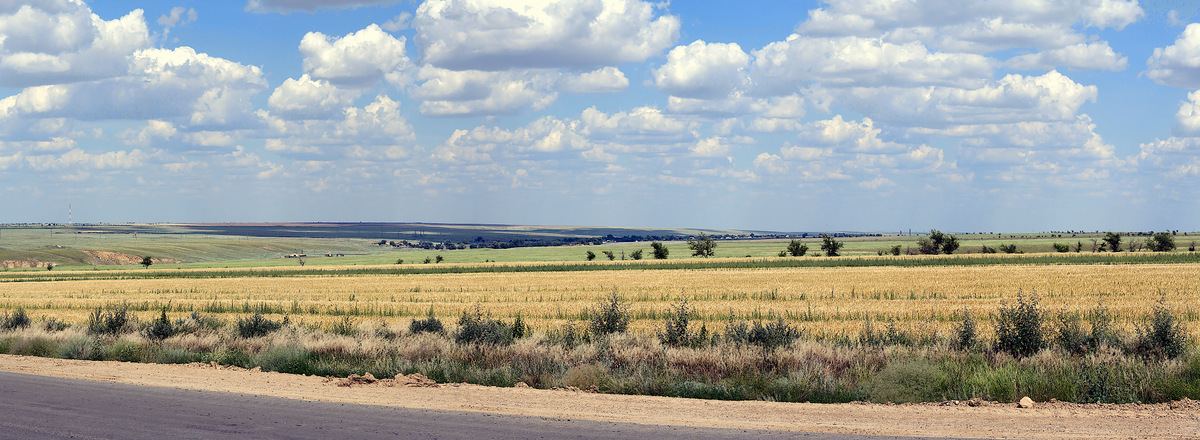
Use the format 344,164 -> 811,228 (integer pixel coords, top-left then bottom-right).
1055,309 -> 1089,355
820,234 -> 843,257
1146,232 -> 1176,252
1052,243 -> 1070,253
143,308 -> 176,341
42,317 -> 69,332
1103,232 -> 1122,252
87,303 -> 134,335
954,309 -> 977,350
253,345 -> 312,375
1135,300 -> 1188,359
409,315 -> 445,335
630,249 -> 643,260
688,233 -> 716,257
455,306 -> 514,346
861,318 -> 912,346
330,315 -> 357,336
2,308 -> 31,330
11,336 -> 58,357
980,245 -> 997,254
603,251 -> 616,261
725,318 -> 799,349
786,240 -> 808,257
866,359 -> 950,403
187,311 -> 224,332
994,293 -> 1045,358
510,313 -> 527,339
651,242 -> 669,259
586,250 -> 596,261
998,243 -> 1018,254
236,313 -> 283,338
659,298 -> 693,347
890,245 -> 902,256
588,290 -> 629,336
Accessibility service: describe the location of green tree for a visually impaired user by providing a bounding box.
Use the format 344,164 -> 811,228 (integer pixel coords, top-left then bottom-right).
630,249 -> 644,260
889,244 -> 902,256
785,239 -> 808,256
1052,243 -> 1070,253
603,250 -> 616,261
586,250 -> 596,261
1146,232 -> 1176,252
1102,232 -> 1122,252
688,233 -> 716,257
917,229 -> 959,255
650,242 -> 669,259
820,234 -> 843,257
140,256 -> 153,269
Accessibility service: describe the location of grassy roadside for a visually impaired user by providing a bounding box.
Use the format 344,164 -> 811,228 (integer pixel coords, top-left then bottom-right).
1,298 -> 1195,405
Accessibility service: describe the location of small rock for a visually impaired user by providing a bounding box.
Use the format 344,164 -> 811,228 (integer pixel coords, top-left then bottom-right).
514,382 -> 530,388
966,397 -> 985,407
1018,396 -> 1035,408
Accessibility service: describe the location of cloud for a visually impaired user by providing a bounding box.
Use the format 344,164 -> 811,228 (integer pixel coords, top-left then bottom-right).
299,24 -> 410,87
412,66 -> 558,116
0,4 -> 152,87
654,40 -> 749,99
245,0 -> 399,13
752,36 -> 994,93
1147,23 -> 1200,89
263,95 -> 416,158
0,46 -> 267,129
1176,90 -> 1200,135
157,6 -> 196,44
1006,42 -> 1127,71
381,12 -> 411,31
268,75 -> 360,120
414,0 -> 679,70
558,67 -> 629,94
843,71 -> 1097,126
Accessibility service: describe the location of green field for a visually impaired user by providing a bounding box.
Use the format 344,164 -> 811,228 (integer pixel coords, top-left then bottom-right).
2,224 -> 1196,270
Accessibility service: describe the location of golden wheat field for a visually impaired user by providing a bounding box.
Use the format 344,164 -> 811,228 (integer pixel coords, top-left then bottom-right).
2,263 -> 1197,338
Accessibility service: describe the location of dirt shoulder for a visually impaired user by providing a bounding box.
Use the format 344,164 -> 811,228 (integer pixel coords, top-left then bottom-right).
1,354 -> 1196,439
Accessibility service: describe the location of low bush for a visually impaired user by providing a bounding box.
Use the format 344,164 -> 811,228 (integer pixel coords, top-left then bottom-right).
659,299 -> 693,347
87,303 -> 134,335
725,318 -> 799,349
455,307 -> 514,346
2,308 -> 31,330
10,336 -> 57,357
994,293 -> 1044,358
1135,300 -> 1188,359
954,309 -> 977,350
866,358 -> 950,403
236,313 -> 283,338
330,315 -> 357,337
409,315 -> 445,335
143,308 -> 176,341
588,290 -> 629,336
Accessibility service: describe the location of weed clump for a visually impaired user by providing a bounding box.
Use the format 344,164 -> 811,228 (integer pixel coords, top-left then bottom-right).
1135,300 -> 1188,359
143,308 -> 176,341
658,298 -> 694,347
409,315 -> 445,335
994,292 -> 1044,358
1,308 -> 31,330
588,290 -> 629,336
725,318 -> 799,349
953,309 -> 977,350
87,303 -> 134,335
455,306 -> 515,346
236,313 -> 284,338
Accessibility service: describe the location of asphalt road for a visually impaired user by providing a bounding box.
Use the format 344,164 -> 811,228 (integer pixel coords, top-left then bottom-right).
0,371 -> 976,439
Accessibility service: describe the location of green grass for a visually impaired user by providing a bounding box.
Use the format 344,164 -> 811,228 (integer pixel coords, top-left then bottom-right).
3,252 -> 1198,283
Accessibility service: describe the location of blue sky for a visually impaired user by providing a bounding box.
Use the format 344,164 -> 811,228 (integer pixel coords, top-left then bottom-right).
1,0 -> 1198,232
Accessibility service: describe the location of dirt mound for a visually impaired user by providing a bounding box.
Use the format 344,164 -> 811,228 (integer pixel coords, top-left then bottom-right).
80,250 -> 181,266
0,259 -> 52,269
330,373 -> 438,388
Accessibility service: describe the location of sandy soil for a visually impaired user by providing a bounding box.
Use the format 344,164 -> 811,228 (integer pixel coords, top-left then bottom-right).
1,354 -> 1196,439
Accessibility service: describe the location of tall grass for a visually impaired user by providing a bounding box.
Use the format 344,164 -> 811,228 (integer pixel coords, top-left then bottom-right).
2,300 -> 1194,405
